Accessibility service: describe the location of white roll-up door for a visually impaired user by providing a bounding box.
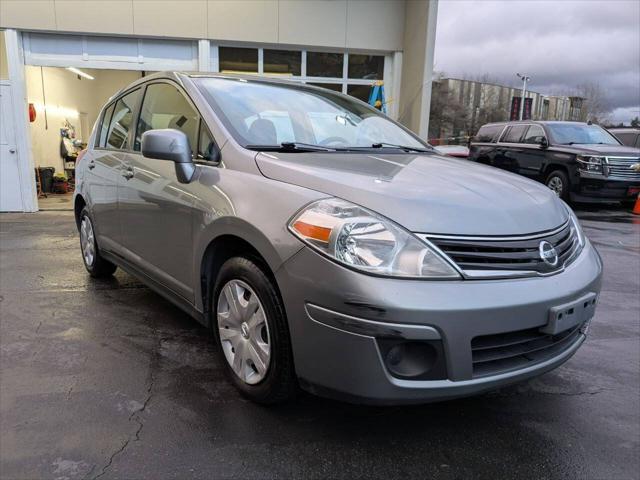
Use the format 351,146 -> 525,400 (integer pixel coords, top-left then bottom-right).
23,33 -> 198,71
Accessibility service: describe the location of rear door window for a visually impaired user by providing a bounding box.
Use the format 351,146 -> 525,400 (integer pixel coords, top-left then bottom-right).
97,103 -> 115,147
522,125 -> 546,144
502,125 -> 528,143
135,83 -> 199,152
106,89 -> 140,150
475,124 -> 503,143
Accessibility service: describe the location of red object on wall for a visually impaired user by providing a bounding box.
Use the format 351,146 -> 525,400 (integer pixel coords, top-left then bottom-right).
28,103 -> 36,122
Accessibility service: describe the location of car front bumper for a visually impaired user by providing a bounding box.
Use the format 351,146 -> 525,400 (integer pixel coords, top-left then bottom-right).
573,173 -> 640,202
275,240 -> 603,404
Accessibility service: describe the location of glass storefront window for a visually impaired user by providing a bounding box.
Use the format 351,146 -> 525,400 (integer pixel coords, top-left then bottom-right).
219,47 -> 258,73
348,54 -> 384,80
263,50 -> 301,76
306,52 -> 343,78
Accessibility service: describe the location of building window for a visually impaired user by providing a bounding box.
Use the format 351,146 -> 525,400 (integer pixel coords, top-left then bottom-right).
219,47 -> 258,73
348,54 -> 384,80
306,52 -> 343,78
347,84 -> 372,102
263,49 -> 301,76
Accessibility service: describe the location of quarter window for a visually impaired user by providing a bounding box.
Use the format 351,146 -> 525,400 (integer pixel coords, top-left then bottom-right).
197,122 -> 218,162
135,83 -> 199,153
502,125 -> 528,143
522,125 -> 546,144
106,89 -> 140,150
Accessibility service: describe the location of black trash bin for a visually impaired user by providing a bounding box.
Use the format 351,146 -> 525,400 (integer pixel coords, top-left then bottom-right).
38,167 -> 55,193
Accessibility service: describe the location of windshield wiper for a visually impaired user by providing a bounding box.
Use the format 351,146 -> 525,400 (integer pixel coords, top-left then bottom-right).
370,142 -> 433,153
246,142 -> 335,152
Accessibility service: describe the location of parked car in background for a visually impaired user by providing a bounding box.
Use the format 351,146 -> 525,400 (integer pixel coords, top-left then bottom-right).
469,121 -> 640,202
74,73 -> 602,405
433,144 -> 469,158
609,127 -> 640,149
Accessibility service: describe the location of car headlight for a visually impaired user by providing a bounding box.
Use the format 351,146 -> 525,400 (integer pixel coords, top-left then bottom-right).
576,155 -> 605,174
562,201 -> 585,250
288,198 -> 461,279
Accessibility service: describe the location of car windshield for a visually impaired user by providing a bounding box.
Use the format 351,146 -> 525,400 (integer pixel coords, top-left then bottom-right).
546,123 -> 621,145
193,77 -> 427,151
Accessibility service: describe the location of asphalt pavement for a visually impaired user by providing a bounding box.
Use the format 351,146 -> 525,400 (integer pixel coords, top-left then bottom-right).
1,207 -> 638,479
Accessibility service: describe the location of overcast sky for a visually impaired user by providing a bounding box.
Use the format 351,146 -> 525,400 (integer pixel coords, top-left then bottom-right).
434,0 -> 640,124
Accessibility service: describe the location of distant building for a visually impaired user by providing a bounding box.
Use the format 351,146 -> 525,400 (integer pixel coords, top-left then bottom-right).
429,77 -> 586,144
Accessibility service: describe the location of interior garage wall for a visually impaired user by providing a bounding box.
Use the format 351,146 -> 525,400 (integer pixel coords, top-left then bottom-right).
0,31 -> 8,79
25,67 -> 140,172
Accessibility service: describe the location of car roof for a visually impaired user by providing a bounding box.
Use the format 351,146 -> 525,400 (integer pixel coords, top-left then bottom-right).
109,70 -> 331,102
609,127 -> 640,132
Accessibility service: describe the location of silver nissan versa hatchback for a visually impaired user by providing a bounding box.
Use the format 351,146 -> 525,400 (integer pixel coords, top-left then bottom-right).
74,72 -> 602,404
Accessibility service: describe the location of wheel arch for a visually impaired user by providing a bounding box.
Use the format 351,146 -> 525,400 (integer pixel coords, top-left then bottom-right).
196,218 -> 298,330
73,194 -> 86,230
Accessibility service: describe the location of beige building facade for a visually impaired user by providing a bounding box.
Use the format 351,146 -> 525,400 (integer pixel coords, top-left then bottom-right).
0,0 -> 439,212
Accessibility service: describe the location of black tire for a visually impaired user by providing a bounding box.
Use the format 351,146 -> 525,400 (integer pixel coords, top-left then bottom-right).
545,169 -> 570,202
212,256 -> 296,404
79,207 -> 117,278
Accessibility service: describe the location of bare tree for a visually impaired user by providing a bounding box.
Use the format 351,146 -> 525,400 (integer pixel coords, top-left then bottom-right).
573,82 -> 611,124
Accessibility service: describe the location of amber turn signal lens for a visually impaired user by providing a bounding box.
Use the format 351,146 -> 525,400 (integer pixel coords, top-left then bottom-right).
292,220 -> 332,243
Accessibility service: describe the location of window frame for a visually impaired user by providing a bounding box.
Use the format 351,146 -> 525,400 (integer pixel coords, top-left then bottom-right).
521,124 -> 548,145
94,86 -> 143,153
499,124 -> 530,144
132,79 -> 221,165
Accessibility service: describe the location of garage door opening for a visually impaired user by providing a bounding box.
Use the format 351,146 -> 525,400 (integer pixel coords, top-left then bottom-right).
26,66 -> 143,210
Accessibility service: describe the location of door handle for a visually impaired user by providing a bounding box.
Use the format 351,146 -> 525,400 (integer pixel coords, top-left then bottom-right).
87,161 -> 96,170
9,148 -> 16,154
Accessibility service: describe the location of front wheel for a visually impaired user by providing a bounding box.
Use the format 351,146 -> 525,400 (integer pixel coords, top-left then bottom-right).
212,256 -> 296,404
79,208 -> 117,278
545,170 -> 570,201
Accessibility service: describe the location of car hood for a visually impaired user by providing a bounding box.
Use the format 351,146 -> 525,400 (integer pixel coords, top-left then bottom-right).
255,152 -> 568,235
552,143 -> 640,156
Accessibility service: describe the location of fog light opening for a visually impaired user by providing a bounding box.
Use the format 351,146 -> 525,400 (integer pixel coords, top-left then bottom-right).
384,342 -> 438,378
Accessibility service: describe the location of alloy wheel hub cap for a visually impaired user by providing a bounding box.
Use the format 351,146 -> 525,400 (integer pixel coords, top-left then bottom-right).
241,322 -> 250,339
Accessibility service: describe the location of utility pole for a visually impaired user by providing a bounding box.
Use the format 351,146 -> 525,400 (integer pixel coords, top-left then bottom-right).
516,73 -> 531,121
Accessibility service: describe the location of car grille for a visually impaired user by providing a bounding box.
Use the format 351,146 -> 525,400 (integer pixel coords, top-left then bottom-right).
426,221 -> 580,278
605,156 -> 640,180
471,322 -> 583,378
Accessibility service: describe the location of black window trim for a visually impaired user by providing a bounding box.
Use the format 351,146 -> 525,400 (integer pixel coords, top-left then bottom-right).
498,123 -> 538,145
94,101 -> 116,149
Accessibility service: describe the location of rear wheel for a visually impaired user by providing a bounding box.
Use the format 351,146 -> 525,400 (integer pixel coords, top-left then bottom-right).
545,169 -> 570,201
212,256 -> 296,404
79,207 -> 117,277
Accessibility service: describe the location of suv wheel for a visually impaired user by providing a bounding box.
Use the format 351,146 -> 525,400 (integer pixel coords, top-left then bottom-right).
545,170 -> 570,201
213,256 -> 296,404
79,207 -> 117,277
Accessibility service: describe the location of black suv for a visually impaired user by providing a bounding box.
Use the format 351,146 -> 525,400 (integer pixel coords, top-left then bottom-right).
468,121 -> 640,202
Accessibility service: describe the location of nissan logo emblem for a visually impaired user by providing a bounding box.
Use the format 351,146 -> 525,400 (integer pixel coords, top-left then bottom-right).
539,240 -> 559,266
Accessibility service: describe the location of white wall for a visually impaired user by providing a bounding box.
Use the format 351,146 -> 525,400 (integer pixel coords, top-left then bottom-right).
25,66 -> 140,173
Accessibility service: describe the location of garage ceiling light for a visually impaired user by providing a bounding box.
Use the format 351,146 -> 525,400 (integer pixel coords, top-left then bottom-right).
66,67 -> 94,80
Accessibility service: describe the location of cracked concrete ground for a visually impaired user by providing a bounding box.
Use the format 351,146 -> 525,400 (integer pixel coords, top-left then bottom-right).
0,207 -> 638,480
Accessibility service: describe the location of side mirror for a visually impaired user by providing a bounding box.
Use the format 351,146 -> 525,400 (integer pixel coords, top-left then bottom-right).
141,129 -> 195,184
540,137 -> 549,149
